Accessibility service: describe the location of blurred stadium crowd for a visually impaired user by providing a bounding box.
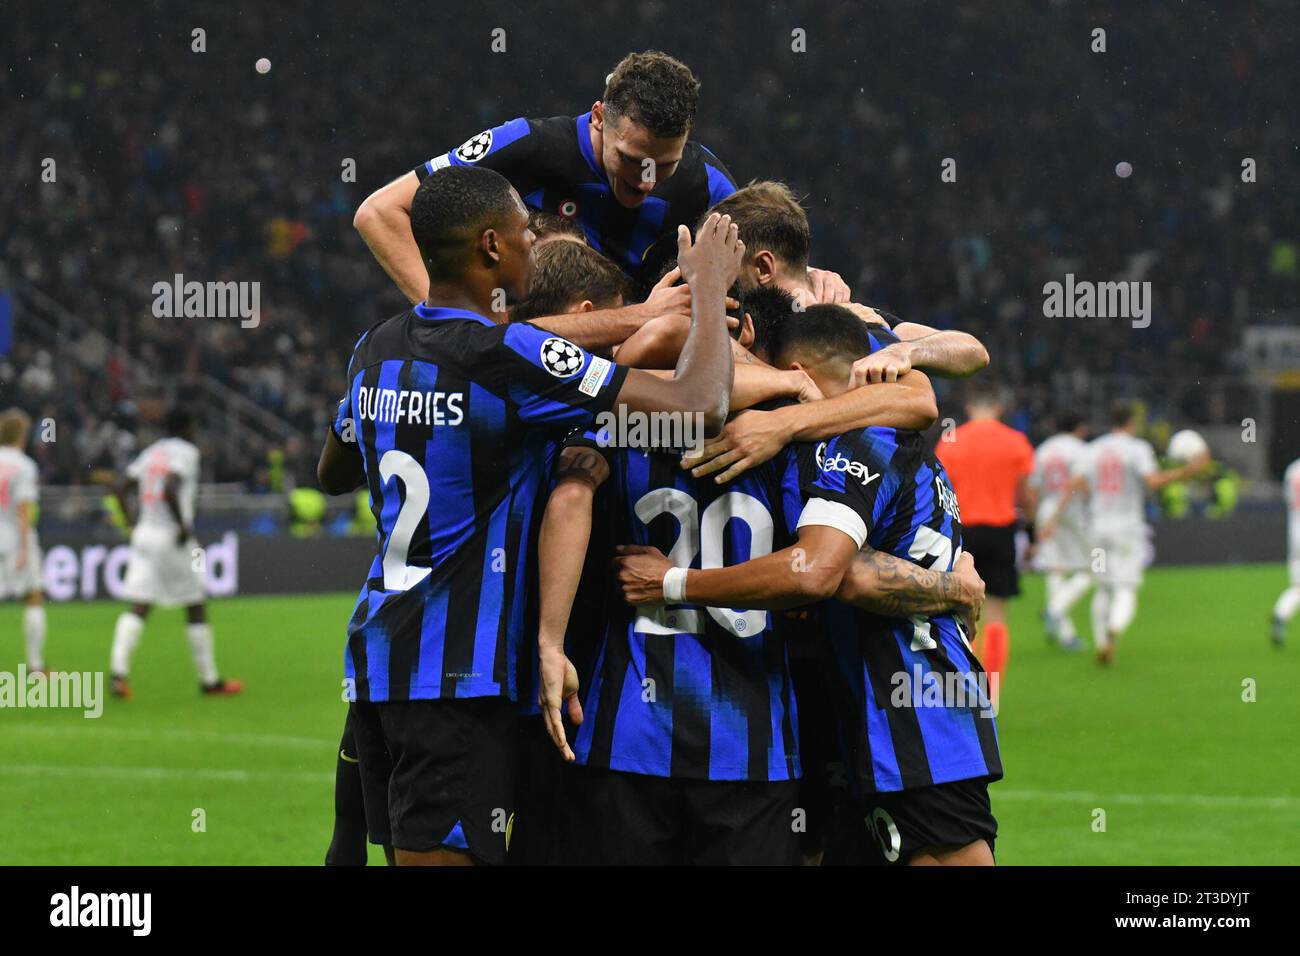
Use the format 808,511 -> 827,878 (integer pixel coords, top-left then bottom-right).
1,1 -> 1295,491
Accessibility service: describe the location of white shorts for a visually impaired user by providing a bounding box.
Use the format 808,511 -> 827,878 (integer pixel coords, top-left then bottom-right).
1034,522 -> 1089,572
122,525 -> 206,607
1090,528 -> 1147,587
0,532 -> 43,599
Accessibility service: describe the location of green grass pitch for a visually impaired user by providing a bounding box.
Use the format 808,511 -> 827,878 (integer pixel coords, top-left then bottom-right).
1,565 -> 1297,864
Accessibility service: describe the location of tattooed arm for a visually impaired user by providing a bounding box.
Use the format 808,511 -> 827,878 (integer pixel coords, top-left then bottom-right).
836,549 -> 985,629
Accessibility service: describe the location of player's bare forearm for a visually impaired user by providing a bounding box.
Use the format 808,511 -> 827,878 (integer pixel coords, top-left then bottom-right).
354,172 -> 427,304
529,305 -> 650,351
615,527 -> 858,611
786,372 -> 938,440
538,448 -> 607,652
317,430 -> 366,496
837,547 -> 965,616
891,325 -> 990,378
644,364 -> 806,411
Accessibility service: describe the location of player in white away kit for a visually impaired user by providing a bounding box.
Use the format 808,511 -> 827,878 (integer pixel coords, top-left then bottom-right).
108,408 -> 242,698
1271,457 -> 1300,647
1045,402 -> 1207,665
0,409 -> 48,674
1031,412 -> 1091,650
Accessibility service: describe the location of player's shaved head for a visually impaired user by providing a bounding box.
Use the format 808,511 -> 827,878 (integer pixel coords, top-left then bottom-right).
705,181 -> 810,274
411,166 -> 525,283
0,407 -> 31,447
769,303 -> 879,380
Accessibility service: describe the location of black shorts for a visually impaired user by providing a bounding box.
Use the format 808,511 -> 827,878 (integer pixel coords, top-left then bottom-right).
824,777 -> 998,866
962,524 -> 1020,598
349,696 -> 517,865
562,764 -> 800,866
508,714 -> 565,866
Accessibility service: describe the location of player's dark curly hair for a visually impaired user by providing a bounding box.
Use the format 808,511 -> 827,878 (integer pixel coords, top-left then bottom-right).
410,166 -> 519,280
602,51 -> 700,138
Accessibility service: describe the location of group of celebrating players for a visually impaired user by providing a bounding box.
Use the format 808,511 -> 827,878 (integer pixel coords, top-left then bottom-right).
6,49 -> 1281,868
318,50 -> 1000,867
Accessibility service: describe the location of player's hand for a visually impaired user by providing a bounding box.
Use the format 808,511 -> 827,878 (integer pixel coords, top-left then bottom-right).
789,369 -> 824,403
641,266 -> 742,326
677,213 -> 745,291
1037,517 -> 1058,541
808,267 -> 851,304
951,552 -> 986,635
680,408 -> 792,483
15,547 -> 28,571
845,302 -> 890,327
538,646 -> 582,761
613,545 -> 675,605
641,266 -> 693,323
850,342 -> 914,386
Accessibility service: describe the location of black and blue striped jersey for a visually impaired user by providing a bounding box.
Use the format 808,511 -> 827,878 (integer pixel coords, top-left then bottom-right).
569,426 -> 804,782
332,304 -> 626,703
796,427 -> 1002,794
415,113 -> 735,292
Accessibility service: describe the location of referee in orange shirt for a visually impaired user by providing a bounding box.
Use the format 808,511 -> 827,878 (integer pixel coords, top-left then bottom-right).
935,387 -> 1035,704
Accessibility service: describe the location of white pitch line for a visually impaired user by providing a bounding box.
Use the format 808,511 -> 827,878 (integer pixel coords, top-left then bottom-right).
3,764 -> 334,785
994,788 -> 1300,810
8,724 -> 336,750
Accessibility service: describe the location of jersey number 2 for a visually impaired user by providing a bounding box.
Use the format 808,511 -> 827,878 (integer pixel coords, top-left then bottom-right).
379,450 -> 432,591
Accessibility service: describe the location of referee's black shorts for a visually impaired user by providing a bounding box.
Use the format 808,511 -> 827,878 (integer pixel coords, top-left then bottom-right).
962,523 -> 1020,598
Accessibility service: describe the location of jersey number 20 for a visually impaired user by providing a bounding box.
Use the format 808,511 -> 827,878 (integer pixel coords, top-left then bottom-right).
633,489 -> 773,638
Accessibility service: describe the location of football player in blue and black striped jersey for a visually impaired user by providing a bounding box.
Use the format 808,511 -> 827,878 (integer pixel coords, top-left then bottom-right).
317,165 -> 745,865
355,52 -> 852,333
537,290 -> 984,864
615,303 -> 1001,866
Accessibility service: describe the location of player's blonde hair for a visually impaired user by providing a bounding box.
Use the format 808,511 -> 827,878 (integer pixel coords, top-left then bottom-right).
0,408 -> 32,447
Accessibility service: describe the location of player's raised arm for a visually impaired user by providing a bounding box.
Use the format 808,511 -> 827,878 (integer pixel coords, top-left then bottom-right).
354,172 -> 426,305
850,321 -> 990,384
610,214 -> 741,436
